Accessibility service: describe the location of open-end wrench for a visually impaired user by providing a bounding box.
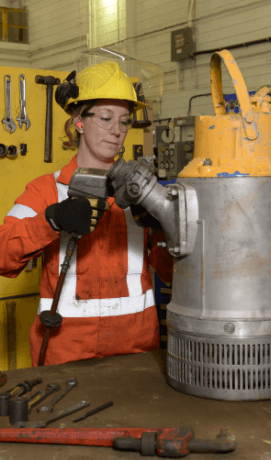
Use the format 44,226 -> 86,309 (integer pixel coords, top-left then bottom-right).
2,75 -> 16,133
37,378 -> 77,414
28,383 -> 60,413
14,400 -> 89,428
16,74 -> 31,130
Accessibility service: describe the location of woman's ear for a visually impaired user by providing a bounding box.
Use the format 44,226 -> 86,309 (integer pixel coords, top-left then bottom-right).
73,114 -> 83,133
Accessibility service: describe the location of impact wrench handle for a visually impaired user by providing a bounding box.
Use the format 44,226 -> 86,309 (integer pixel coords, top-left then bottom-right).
38,235 -> 79,366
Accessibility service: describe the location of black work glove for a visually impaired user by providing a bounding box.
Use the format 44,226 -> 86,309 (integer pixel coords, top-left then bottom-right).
45,197 -> 110,236
130,204 -> 162,230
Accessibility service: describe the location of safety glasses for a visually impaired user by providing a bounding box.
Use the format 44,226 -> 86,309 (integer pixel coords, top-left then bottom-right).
82,112 -> 132,133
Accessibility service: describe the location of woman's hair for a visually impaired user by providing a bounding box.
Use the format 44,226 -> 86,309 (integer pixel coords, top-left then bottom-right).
62,100 -> 135,150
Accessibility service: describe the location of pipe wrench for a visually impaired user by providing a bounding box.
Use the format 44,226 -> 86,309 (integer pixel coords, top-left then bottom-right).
16,74 -> 31,130
2,75 -> 16,133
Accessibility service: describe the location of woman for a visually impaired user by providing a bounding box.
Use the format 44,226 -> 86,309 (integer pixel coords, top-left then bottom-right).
0,61 -> 173,366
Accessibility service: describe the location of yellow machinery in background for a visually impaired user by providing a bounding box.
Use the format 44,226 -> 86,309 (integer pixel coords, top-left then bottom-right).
0,65 -> 145,371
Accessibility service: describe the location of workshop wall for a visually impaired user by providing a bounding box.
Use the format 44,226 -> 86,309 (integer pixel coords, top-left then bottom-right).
131,0 -> 271,119
0,1 -> 270,115
91,0 -> 126,48
27,0 -> 89,71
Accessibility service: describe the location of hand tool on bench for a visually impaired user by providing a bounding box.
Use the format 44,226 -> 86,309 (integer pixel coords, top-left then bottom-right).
4,378 -> 42,400
0,378 -> 42,417
16,74 -> 31,130
2,75 -> 16,133
9,398 -> 29,425
35,74 -> 60,163
73,400 -> 113,422
28,383 -> 60,413
37,378 -> 77,413
0,426 -> 237,456
9,385 -> 57,424
9,387 -> 41,424
15,400 -> 90,428
0,373 -> 7,388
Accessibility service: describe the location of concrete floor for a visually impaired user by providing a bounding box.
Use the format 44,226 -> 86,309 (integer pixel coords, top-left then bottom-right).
0,350 -> 270,459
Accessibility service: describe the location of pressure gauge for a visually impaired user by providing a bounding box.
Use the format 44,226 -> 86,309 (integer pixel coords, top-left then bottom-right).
170,148 -> 175,156
160,161 -> 164,168
165,162 -> 169,169
161,128 -> 175,143
170,161 -> 175,169
164,149 -> 169,157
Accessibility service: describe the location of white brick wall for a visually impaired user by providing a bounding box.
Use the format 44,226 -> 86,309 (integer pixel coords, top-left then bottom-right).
129,0 -> 271,118
27,0 -> 89,71
94,0 -> 126,47
0,0 -> 270,118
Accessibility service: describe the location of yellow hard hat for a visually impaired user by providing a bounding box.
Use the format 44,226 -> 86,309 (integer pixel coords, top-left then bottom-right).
65,61 -> 147,113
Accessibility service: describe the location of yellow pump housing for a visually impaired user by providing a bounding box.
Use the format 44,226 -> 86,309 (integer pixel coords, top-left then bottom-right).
179,49 -> 271,178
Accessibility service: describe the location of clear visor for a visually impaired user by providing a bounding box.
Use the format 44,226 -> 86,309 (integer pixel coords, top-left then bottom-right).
79,46 -> 164,103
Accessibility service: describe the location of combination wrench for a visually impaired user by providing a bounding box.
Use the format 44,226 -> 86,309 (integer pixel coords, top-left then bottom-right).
28,383 -> 60,412
2,75 -> 16,133
37,378 -> 77,413
15,400 -> 89,428
16,74 -> 31,130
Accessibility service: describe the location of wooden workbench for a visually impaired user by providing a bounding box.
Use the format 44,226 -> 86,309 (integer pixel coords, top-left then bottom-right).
0,350 -> 269,459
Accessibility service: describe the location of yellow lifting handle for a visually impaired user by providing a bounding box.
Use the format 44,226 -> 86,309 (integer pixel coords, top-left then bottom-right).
210,49 -> 258,140
253,85 -> 271,98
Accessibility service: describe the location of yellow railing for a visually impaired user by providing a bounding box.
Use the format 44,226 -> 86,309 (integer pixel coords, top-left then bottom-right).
0,7 -> 28,43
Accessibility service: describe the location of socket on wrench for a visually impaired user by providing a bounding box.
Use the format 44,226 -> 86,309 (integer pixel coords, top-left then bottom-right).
15,400 -> 90,428
37,378 -> 77,414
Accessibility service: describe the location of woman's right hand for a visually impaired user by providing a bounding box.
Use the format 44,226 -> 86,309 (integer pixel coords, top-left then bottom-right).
45,197 -> 110,236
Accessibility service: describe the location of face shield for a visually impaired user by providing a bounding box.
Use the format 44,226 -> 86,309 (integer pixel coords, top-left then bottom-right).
78,46 -> 164,106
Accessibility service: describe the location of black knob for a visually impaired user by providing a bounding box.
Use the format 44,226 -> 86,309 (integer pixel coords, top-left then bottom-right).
9,398 -> 28,425
7,145 -> 18,158
40,310 -> 63,328
0,144 -> 7,157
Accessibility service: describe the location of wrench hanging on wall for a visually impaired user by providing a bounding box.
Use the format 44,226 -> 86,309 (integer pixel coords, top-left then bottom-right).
16,74 -> 31,130
2,75 -> 16,133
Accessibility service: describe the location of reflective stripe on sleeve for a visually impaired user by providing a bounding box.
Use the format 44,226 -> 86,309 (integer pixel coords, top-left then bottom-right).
6,204 -> 38,219
54,171 -> 69,202
37,287 -> 155,317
